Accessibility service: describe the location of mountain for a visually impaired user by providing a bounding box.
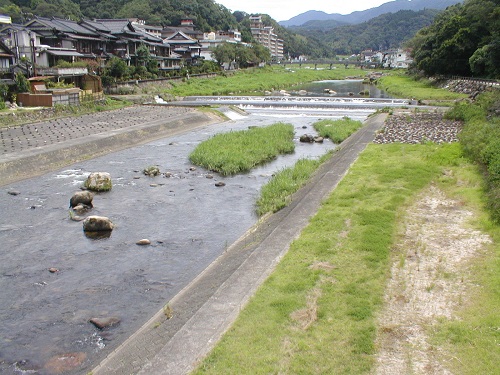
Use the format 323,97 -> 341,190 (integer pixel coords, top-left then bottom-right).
289,9 -> 441,55
279,0 -> 464,26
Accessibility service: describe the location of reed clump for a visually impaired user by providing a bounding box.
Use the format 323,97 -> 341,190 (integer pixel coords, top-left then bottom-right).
313,117 -> 364,143
189,122 -> 295,175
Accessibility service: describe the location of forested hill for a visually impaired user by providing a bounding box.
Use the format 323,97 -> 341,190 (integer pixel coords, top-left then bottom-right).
0,0 -> 333,57
290,9 -> 440,55
0,0 -> 238,31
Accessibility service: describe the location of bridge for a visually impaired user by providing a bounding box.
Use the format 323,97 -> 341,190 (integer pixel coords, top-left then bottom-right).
273,60 -> 371,69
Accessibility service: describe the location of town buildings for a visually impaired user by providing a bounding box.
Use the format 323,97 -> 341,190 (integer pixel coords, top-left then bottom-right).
249,15 -> 284,61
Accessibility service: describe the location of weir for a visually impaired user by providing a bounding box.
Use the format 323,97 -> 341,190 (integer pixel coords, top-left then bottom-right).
169,95 -> 411,110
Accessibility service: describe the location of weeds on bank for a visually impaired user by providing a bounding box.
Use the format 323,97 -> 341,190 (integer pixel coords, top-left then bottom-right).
0,98 -> 131,128
189,123 -> 295,175
313,117 -> 364,143
377,73 -> 467,102
255,117 -> 364,215
256,153 -> 332,216
194,142 -> 498,374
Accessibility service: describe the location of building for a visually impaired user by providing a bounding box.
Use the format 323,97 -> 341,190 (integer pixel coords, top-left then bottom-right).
382,49 -> 413,69
0,16 -> 182,75
249,15 -> 283,60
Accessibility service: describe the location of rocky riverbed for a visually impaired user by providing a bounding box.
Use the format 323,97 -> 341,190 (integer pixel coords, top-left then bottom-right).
373,111 -> 462,144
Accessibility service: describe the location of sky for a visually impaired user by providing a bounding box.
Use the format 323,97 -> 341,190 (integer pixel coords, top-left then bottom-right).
216,0 -> 394,22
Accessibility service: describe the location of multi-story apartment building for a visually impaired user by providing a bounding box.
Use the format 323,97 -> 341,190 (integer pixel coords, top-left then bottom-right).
249,15 -> 283,60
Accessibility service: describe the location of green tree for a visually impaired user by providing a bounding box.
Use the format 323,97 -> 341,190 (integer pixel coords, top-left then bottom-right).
15,72 -> 30,93
410,0 -> 500,78
105,57 -> 129,80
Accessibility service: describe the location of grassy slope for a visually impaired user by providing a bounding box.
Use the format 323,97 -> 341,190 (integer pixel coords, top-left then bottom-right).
377,73 -> 467,102
194,141 -> 499,374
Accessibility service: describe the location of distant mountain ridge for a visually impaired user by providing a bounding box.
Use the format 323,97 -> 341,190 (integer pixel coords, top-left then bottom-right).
279,0 -> 464,26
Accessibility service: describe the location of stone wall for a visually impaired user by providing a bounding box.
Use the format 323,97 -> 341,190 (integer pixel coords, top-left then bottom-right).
441,78 -> 499,99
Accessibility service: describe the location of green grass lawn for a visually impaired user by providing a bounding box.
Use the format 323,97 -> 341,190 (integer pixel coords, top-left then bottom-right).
194,141 -> 500,374
377,73 -> 467,102
166,65 -> 366,97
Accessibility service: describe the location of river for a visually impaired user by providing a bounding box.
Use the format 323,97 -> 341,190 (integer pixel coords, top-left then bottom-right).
0,103 -> 378,374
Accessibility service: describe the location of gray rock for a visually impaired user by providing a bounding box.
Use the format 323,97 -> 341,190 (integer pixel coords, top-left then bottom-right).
82,216 -> 114,232
70,191 -> 94,208
84,172 -> 112,192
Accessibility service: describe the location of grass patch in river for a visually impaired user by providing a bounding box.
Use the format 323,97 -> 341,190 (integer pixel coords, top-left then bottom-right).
189,123 -> 295,175
313,117 -> 364,143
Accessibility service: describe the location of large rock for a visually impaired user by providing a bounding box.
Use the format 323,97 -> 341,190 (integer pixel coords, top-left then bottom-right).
44,352 -> 87,374
69,191 -> 93,208
89,316 -> 121,330
82,216 -> 114,232
83,172 -> 112,192
300,134 -> 315,143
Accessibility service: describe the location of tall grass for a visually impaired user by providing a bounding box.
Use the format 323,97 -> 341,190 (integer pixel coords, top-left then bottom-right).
189,123 -> 295,175
256,153 -> 331,216
0,98 -> 131,128
195,143 -> 476,374
449,90 -> 500,222
313,117 -> 364,143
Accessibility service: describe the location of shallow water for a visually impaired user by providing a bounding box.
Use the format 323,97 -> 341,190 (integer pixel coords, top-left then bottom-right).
0,109 -> 373,374
291,79 -> 392,98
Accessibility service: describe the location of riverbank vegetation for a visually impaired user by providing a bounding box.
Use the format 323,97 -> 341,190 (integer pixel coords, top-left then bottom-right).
189,123 -> 295,175
164,65 -> 365,97
194,137 -> 500,374
313,117 -> 364,143
0,97 -> 131,129
256,153 -> 331,216
376,72 -> 467,103
448,90 -> 500,223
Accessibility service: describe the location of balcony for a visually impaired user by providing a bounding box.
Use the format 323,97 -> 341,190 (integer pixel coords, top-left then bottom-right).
36,67 -> 88,77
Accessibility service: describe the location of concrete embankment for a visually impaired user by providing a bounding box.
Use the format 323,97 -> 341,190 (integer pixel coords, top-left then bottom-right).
0,106 -> 221,187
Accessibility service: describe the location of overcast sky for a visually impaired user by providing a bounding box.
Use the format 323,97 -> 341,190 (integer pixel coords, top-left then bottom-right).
216,0 -> 394,22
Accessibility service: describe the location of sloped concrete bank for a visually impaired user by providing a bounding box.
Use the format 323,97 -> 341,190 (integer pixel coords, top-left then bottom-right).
0,106 -> 221,186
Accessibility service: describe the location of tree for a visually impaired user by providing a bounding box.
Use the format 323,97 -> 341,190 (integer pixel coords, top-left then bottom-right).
410,0 -> 500,78
15,72 -> 30,93
105,57 -> 129,80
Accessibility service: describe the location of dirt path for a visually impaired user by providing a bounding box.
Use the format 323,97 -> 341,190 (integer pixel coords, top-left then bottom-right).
373,184 -> 491,374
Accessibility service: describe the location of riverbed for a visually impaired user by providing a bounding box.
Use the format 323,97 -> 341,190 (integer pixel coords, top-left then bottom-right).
0,107 -> 375,374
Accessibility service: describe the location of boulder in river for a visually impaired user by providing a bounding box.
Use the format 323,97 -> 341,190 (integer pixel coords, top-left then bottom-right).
69,191 -> 93,208
44,352 -> 87,374
82,216 -> 114,232
83,172 -> 112,192
89,316 -> 121,330
300,134 -> 315,143
143,166 -> 161,176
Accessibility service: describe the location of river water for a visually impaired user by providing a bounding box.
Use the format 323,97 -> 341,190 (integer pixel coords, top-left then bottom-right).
0,89 -> 379,374
290,79 -> 392,98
